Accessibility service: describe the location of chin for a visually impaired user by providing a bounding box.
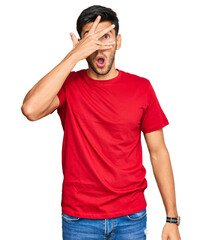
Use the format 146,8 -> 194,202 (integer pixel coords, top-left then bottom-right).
90,62 -> 113,76
95,68 -> 109,75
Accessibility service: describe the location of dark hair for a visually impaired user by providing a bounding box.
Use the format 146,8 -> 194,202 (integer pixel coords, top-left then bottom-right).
76,5 -> 119,38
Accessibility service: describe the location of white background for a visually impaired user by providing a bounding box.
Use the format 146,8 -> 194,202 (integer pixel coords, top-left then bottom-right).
1,0 -> 201,239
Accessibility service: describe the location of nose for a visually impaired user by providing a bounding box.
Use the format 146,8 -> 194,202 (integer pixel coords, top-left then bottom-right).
97,50 -> 107,57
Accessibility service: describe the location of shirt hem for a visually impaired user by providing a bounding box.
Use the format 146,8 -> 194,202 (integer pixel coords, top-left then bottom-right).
61,202 -> 147,219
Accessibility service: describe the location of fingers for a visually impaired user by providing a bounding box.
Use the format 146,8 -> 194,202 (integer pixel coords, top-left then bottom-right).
89,15 -> 101,34
96,40 -> 116,46
96,40 -> 116,50
70,32 -> 78,48
97,45 -> 114,50
87,15 -> 115,41
95,24 -> 115,39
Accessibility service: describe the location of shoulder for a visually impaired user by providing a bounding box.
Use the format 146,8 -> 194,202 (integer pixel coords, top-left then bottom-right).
66,70 -> 82,79
63,69 -> 85,85
119,69 -> 151,88
68,69 -> 87,80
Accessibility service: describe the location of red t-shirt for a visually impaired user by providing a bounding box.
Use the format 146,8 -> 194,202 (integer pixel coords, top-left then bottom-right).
57,69 -> 169,219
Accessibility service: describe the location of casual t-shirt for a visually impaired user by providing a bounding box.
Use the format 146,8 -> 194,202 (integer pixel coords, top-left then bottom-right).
56,69 -> 169,219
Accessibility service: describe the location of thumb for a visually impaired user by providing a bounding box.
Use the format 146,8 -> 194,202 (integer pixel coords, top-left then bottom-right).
69,32 -> 78,48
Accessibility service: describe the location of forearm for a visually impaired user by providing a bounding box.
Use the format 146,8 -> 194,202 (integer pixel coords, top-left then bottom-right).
21,50 -> 79,119
150,147 -> 178,217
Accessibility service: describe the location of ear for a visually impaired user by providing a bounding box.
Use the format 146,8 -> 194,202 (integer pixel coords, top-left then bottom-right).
116,34 -> 122,50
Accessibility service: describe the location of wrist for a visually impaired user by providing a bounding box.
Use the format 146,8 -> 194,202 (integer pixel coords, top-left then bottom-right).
63,50 -> 80,65
69,49 -> 82,62
167,213 -> 178,218
166,216 -> 181,226
166,208 -> 178,218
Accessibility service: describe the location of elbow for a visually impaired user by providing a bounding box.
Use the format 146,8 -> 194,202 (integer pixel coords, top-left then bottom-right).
150,147 -> 169,163
21,102 -> 39,121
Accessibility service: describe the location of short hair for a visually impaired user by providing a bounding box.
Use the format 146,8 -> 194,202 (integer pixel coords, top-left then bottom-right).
76,5 -> 119,38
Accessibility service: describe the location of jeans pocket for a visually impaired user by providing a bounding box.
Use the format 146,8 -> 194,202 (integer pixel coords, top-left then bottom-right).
62,212 -> 81,222
126,208 -> 147,221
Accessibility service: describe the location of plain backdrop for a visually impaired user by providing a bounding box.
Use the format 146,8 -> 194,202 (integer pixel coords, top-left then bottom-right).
1,0 -> 201,239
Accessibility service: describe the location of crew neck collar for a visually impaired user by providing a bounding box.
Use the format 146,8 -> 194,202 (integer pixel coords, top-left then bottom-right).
83,69 -> 122,84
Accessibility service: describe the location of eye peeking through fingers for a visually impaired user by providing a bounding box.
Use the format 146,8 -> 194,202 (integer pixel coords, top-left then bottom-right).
103,34 -> 110,40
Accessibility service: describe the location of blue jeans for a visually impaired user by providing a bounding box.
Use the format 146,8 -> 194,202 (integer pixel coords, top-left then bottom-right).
62,208 -> 147,240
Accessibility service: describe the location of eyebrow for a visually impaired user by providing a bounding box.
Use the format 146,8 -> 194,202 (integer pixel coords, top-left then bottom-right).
83,30 -> 113,38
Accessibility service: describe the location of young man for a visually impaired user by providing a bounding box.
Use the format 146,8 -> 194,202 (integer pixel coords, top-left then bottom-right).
21,5 -> 181,240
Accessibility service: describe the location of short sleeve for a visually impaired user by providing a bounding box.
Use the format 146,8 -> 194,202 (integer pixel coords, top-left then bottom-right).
57,82 -> 66,109
57,72 -> 74,110
141,81 -> 169,133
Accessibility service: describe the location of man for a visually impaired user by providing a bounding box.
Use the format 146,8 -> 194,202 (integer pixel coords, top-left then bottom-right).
21,5 -> 181,240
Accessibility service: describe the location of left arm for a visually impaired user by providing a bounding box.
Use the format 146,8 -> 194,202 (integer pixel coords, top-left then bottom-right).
144,129 -> 181,240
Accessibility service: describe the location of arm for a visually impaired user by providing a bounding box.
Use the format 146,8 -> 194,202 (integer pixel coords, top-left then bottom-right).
21,52 -> 78,121
144,129 -> 181,240
21,15 -> 116,121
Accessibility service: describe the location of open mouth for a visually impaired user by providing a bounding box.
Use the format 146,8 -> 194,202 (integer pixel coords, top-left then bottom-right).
96,56 -> 106,68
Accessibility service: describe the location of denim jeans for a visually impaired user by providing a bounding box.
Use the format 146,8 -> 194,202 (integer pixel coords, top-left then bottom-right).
62,208 -> 147,240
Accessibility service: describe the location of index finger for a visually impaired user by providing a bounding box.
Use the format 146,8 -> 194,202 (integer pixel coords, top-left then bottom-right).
95,24 -> 115,39
89,15 -> 101,34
